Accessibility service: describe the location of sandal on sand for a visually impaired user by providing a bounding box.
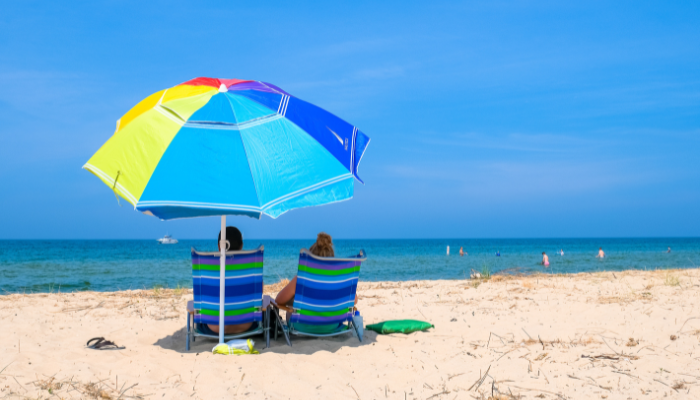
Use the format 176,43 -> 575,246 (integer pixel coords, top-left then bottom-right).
86,337 -> 125,350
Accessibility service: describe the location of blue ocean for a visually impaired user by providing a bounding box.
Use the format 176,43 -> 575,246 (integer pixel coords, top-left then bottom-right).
1,238 -> 698,293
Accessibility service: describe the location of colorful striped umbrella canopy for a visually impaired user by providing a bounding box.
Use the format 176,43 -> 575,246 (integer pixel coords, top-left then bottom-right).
84,77 -> 371,220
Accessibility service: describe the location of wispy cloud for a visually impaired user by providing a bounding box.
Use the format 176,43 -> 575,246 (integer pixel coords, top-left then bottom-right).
0,68 -> 125,169
352,66 -> 406,80
377,127 -> 700,206
0,69 -> 113,118
311,38 -> 399,57
283,62 -> 414,92
384,157 -> 666,203
418,132 -> 613,154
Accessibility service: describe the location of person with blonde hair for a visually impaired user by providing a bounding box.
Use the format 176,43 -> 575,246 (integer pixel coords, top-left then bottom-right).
308,232 -> 334,257
275,232 -> 357,313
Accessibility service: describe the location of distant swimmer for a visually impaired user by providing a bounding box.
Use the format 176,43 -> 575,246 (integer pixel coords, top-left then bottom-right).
559,249 -> 564,256
496,251 -> 500,257
459,247 -> 465,256
542,251 -> 549,267
596,247 -> 605,258
447,246 -> 450,256
667,247 -> 671,253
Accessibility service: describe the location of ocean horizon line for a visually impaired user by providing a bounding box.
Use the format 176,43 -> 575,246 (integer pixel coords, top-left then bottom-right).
1,236 -> 699,241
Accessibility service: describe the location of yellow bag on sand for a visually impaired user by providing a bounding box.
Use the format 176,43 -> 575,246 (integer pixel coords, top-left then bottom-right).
212,339 -> 259,355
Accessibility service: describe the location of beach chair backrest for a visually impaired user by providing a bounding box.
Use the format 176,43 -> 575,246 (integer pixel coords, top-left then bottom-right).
290,249 -> 366,326
191,246 -> 264,326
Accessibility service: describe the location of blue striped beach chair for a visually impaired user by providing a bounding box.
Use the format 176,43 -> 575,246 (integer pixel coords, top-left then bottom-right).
271,248 -> 366,345
186,246 -> 270,350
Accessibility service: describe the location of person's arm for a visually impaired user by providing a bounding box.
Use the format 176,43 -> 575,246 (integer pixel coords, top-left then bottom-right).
275,276 -> 297,306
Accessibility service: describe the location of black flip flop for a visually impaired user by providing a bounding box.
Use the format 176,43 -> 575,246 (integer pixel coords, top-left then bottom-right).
86,337 -> 125,350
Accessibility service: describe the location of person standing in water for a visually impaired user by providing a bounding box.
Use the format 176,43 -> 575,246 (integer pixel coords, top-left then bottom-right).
667,247 -> 671,253
542,251 -> 549,267
459,247 -> 465,256
495,250 -> 500,257
559,249 -> 564,256
596,247 -> 605,258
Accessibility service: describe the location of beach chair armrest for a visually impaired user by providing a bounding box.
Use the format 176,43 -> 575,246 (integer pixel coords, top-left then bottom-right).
262,295 -> 271,311
187,300 -> 195,314
269,298 -> 294,314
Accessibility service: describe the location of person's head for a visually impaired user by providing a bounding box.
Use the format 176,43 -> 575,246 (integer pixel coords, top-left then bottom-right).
599,247 -> 602,250
218,226 -> 243,251
309,232 -> 334,257
542,251 -> 545,255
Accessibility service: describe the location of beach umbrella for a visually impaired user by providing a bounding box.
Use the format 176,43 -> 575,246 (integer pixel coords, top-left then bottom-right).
84,77 -> 371,343
85,77 -> 370,220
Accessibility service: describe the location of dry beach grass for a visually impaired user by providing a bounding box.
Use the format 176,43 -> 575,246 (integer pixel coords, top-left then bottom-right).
1,269 -> 700,399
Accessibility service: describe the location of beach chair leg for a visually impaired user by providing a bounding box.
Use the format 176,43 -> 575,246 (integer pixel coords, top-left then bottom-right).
272,308 -> 292,346
351,320 -> 362,343
265,310 -> 271,349
283,324 -> 292,347
274,316 -> 278,341
271,308 -> 279,340
186,312 -> 191,351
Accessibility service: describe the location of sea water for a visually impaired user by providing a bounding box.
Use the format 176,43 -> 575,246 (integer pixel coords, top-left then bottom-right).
1,238 -> 698,293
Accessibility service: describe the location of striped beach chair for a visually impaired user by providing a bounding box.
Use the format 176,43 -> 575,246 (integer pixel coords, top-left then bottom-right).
186,246 -> 269,350
272,248 -> 366,345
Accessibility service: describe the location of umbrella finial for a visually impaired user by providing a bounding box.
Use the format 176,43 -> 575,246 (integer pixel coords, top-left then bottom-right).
218,83 -> 228,93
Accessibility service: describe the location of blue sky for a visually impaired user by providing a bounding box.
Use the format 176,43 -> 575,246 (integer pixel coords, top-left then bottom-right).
1,1 -> 699,239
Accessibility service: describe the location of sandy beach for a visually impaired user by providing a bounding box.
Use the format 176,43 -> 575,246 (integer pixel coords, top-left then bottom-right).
1,269 -> 699,400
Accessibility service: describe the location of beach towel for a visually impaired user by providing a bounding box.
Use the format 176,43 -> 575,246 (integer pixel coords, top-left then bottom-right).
365,320 -> 434,334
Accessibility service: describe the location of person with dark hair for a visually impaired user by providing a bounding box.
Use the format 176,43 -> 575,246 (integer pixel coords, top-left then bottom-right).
217,226 -> 243,252
205,226 -> 254,335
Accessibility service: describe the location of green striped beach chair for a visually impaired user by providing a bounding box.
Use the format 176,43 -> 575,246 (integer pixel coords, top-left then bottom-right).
271,248 -> 366,346
186,246 -> 270,350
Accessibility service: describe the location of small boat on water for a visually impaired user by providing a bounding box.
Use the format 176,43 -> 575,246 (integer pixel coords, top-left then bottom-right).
157,234 -> 178,244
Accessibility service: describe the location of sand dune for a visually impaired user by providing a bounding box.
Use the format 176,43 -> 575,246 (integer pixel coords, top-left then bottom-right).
1,269 -> 699,399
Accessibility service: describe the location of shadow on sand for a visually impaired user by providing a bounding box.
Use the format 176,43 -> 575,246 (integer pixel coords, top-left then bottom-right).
154,326 -> 379,355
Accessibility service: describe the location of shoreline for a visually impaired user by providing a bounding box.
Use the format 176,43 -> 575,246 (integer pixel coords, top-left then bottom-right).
1,268 -> 699,399
3,266 -> 700,296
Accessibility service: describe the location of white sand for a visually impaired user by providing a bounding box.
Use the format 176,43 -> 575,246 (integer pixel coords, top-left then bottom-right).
1,269 -> 700,399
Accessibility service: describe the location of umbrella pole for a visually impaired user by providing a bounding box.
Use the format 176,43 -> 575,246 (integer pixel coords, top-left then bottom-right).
219,215 -> 226,344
